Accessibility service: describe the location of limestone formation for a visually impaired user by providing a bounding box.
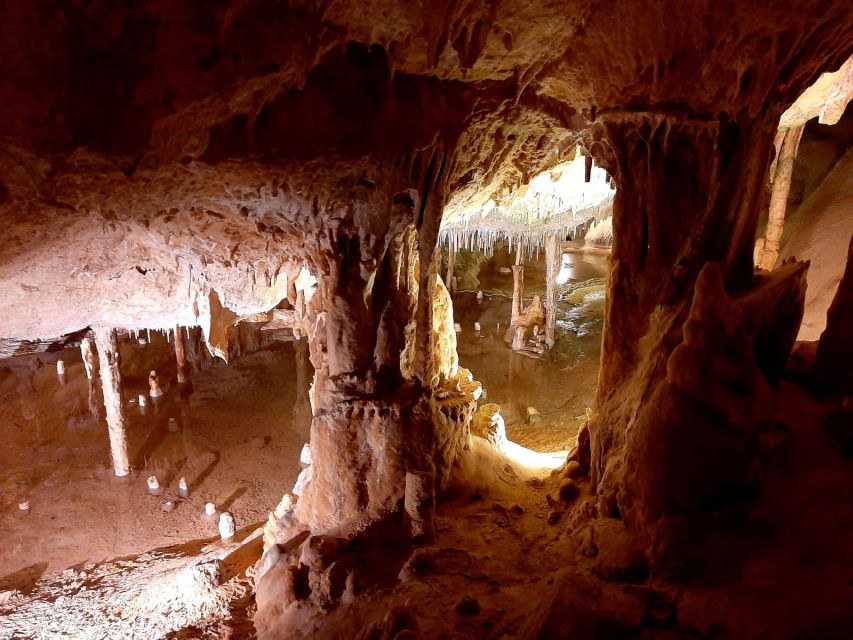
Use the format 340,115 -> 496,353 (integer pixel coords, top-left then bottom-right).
148,370 -> 164,398
174,326 -> 188,384
80,337 -> 97,380
219,512 -> 236,540
404,470 -> 436,540
0,2 -> 851,638
755,124 -> 805,270
94,327 -> 130,477
471,403 -> 508,449
544,233 -> 561,349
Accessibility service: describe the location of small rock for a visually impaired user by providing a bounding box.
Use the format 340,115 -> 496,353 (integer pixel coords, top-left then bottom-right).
384,606 -> 419,636
219,511 -> 236,539
592,519 -> 649,582
300,535 -> 339,569
204,502 -> 217,516
547,510 -> 561,525
292,465 -> 313,497
455,595 -> 481,616
527,406 -> 542,425
178,477 -> 189,498
161,500 -> 176,512
508,504 -> 524,516
398,549 -> 435,580
559,478 -> 579,502
563,460 -> 582,479
147,476 -> 161,495
299,442 -> 312,465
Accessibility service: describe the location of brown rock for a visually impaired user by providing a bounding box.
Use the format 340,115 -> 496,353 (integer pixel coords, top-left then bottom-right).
559,478 -> 580,502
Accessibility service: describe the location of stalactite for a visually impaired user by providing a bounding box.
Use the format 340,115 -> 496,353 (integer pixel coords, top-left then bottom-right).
755,124 -> 805,271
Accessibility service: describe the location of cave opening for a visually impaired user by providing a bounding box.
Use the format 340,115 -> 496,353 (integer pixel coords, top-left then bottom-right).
1,3 -> 852,639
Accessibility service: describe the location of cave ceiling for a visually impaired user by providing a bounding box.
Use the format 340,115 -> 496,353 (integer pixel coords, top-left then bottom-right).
0,0 -> 851,339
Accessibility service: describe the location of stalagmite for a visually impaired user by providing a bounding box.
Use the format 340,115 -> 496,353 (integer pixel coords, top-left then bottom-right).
94,326 -> 130,477
544,233 -> 560,349
756,124 -> 805,271
174,325 -> 188,383
511,265 -> 524,325
512,325 -> 526,351
80,337 -> 96,379
446,245 -> 456,294
56,359 -> 65,376
148,370 -> 164,398
219,511 -> 236,539
204,502 -> 217,516
178,477 -> 189,498
404,470 -> 435,540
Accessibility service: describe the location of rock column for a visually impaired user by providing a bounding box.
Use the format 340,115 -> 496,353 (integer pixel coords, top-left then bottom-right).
544,233 -> 560,350
94,326 -> 130,477
755,124 -> 805,271
174,325 -> 188,383
511,244 -> 524,326
591,112 -> 810,574
445,244 -> 456,294
80,336 -> 97,379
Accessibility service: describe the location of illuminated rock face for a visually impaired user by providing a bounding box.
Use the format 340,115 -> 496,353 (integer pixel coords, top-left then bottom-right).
0,1 -> 851,633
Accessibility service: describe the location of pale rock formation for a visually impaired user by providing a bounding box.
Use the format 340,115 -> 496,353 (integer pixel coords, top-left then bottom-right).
94,326 -> 130,477
470,403 -> 508,449
218,512 -> 236,540
80,337 -> 97,379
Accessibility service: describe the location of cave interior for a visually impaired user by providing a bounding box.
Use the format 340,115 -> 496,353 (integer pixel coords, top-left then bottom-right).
0,2 -> 852,639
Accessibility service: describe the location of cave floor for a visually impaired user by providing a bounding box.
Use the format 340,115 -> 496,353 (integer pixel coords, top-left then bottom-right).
0,341 -> 309,587
266,382 -> 853,640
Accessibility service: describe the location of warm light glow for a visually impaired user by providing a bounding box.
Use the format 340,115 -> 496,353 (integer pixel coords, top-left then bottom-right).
501,440 -> 568,471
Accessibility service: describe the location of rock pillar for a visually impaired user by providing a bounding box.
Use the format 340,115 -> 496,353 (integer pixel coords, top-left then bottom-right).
445,244 -> 456,294
511,263 -> 524,326
174,325 -> 188,383
544,233 -> 560,350
755,124 -> 805,271
592,113 -> 809,574
280,158 -> 476,540
80,337 -> 97,379
94,326 -> 130,477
